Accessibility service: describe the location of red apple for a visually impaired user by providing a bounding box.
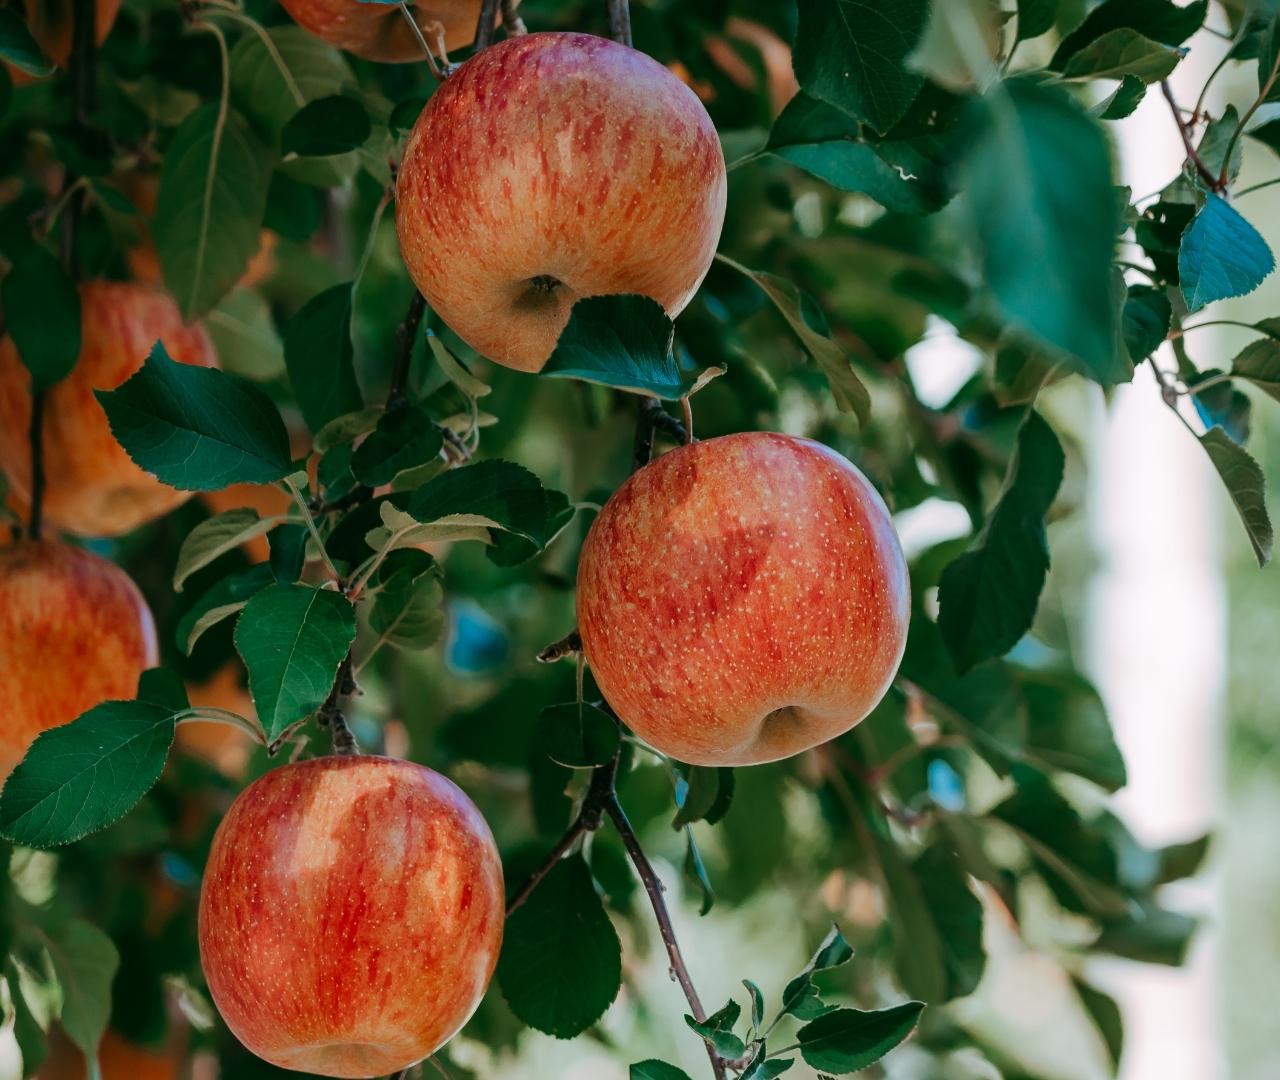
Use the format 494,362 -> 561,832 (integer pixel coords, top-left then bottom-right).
396,32 -> 727,372
0,540 -> 157,780
0,281 -> 219,538
577,432 -> 910,766
278,0 -> 483,63
199,755 -> 504,1078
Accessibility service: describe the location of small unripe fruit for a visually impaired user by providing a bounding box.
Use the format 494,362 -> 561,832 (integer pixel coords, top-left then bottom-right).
396,32 -> 727,372
577,432 -> 910,766
199,756 -> 504,1078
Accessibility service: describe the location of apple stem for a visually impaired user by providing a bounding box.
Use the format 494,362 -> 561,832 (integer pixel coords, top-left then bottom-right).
633,396 -> 689,471
318,654 -> 361,755
500,0 -> 527,36
607,0 -> 632,47
474,0 -> 501,51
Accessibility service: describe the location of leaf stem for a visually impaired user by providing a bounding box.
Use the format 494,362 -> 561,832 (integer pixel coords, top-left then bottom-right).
174,707 -> 268,746
1218,46 -> 1280,189
285,476 -> 342,583
1159,80 -> 1225,192
1235,176 -> 1280,198
397,2 -> 449,80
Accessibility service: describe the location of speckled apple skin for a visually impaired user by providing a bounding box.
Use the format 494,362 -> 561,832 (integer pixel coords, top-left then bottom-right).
199,756 -> 504,1078
279,0 -> 483,63
577,433 -> 910,766
0,541 -> 157,779
0,281 -> 218,538
396,32 -> 727,372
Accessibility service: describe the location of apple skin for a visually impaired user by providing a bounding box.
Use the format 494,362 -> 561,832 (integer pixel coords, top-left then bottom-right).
576,432 -> 910,767
396,32 -> 727,373
199,755 -> 504,1078
0,281 -> 218,538
0,540 -> 157,780
278,0 -> 483,63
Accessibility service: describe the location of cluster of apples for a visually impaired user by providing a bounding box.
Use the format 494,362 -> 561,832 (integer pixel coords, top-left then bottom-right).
0,7 -> 911,1079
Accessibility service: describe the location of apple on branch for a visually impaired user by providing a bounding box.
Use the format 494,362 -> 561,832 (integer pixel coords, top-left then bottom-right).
199,755 -> 504,1078
0,539 -> 157,780
279,0 -> 484,63
577,432 -> 911,766
396,32 -> 727,372
0,281 -> 218,538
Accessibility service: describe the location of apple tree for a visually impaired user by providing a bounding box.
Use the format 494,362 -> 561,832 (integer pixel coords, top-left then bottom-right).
0,0 -> 1275,1077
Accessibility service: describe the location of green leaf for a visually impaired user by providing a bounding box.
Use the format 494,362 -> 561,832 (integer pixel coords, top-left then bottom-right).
744,979 -> 765,1030
0,701 -> 177,848
1154,833 -> 1210,884
367,552 -> 445,652
683,828 -> 716,916
1247,116 -> 1280,157
283,282 -> 364,434
96,342 -> 294,490
1094,904 -> 1198,965
175,563 -> 275,654
1121,284 -> 1172,360
716,254 -> 870,423
282,95 -> 371,157
781,924 -> 854,1019
408,459 -> 557,545
792,0 -> 929,133
205,288 -> 286,381
536,702 -> 619,769
154,102 -> 272,321
1073,977 -> 1124,1069
351,405 -> 445,487
1061,29 -> 1184,82
1017,669 -> 1127,792
497,854 -> 622,1037
685,1000 -> 746,1059
937,411 -> 1065,671
1052,0 -> 1206,67
630,1064 -> 694,1080
45,918 -> 120,1070
540,295 -> 687,399
314,407 -> 382,455
174,508 -> 281,592
767,92 -> 953,214
797,1002 -> 925,1073
1094,74 -> 1147,119
1179,194 -> 1275,312
963,81 -> 1121,380
1016,0 -> 1058,42
0,8 -> 53,76
741,1049 -> 795,1079
0,246 -> 81,390
672,766 -> 734,828
1191,370 -> 1251,445
233,584 -> 357,742
1197,427 -> 1273,566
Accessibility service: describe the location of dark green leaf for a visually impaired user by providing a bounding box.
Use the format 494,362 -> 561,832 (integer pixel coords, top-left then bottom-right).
741,1048 -> 795,1079
685,1000 -> 745,1058
8,958 -> 48,1074
1197,427 -> 1273,565
673,766 -> 734,828
0,246 -> 81,390
154,102 -> 273,320
0,8 -> 53,76
283,283 -> 364,433
45,918 -> 120,1067
282,95 -> 371,157
97,343 -> 294,490
138,668 -> 190,711
1016,0 -> 1058,42
630,1063 -> 693,1080
1061,29 -> 1184,82
744,979 -> 765,1030
683,828 -> 716,916
1052,0 -> 1206,67
0,701 -> 176,849
1192,370 -> 1251,444
938,411 -> 1065,671
368,552 -> 445,652
174,508 -> 280,592
390,96 -> 429,133
352,405 -> 445,487
1154,833 -> 1210,884
1017,669 -> 1127,792
206,288 -> 286,382
175,563 -> 275,654
1122,284 -> 1172,360
1073,977 -> 1123,1069
797,1002 -> 925,1073
962,82 -> 1121,380
1094,74 -> 1147,118
408,459 -> 557,545
792,0 -> 929,133
781,924 -> 853,1019
1230,338 -> 1280,402
541,295 -> 688,399
497,855 -> 622,1037
536,702 -> 619,768
1247,116 -> 1280,157
1094,905 -> 1198,965
233,584 -> 357,742
1179,194 -> 1275,311
270,523 -> 309,584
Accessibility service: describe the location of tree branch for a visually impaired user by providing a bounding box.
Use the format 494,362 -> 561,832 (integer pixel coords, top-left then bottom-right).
499,0 -> 526,36
317,653 -> 360,755
607,0 -> 632,47
1159,80 -> 1225,193
632,395 -> 688,471
388,292 -> 427,410
474,0 -> 500,50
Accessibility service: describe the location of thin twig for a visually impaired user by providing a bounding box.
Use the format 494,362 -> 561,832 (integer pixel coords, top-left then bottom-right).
1159,80 -> 1225,192
506,819 -> 590,916
1219,46 -> 1280,188
389,292 -> 427,410
397,2 -> 449,81
474,0 -> 500,50
607,0 -> 632,46
633,395 -> 688,471
318,654 -> 360,755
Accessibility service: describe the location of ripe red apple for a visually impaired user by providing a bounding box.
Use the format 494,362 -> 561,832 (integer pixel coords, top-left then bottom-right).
0,281 -> 218,537
278,0 -> 483,63
199,755 -> 504,1078
396,32 -> 727,372
0,540 -> 157,780
577,432 -> 910,766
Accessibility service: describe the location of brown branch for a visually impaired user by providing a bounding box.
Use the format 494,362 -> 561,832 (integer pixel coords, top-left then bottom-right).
1159,80 -> 1225,193
633,395 -> 687,471
318,653 -> 360,755
607,0 -> 632,47
536,629 -> 582,663
388,292 -> 426,410
499,0 -> 526,36
474,0 -> 500,50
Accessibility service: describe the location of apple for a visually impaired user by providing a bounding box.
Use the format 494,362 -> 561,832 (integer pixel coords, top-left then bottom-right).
576,432 -> 910,766
278,0 -> 483,63
0,280 -> 219,538
199,755 -> 504,1078
0,540 -> 157,780
396,32 -> 727,372
4,0 -> 122,85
